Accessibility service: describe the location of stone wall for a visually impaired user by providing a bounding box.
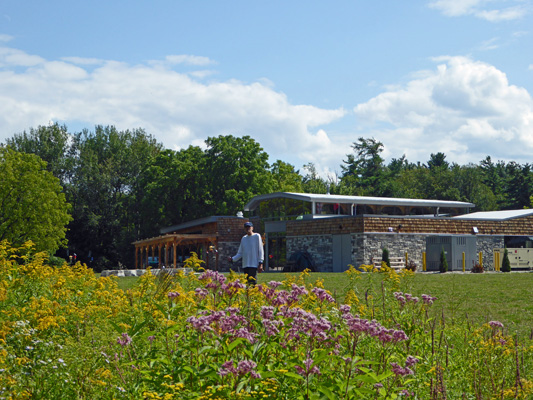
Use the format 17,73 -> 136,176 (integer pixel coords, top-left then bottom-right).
476,235 -> 504,271
287,235 -> 333,272
286,231 -> 504,273
355,233 -> 426,267
216,241 -> 242,272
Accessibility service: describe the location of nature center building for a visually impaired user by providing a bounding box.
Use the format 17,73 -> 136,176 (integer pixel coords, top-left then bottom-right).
134,192 -> 533,272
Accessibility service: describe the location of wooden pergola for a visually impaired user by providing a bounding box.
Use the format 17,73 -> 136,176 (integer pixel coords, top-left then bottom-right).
132,233 -> 218,270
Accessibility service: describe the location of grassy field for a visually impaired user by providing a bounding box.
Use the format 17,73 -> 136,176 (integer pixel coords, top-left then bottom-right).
116,271 -> 533,338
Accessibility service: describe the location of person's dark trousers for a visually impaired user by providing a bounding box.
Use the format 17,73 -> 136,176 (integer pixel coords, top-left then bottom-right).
243,267 -> 257,286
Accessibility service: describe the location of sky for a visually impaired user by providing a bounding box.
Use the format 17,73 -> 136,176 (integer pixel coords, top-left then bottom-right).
0,0 -> 532,178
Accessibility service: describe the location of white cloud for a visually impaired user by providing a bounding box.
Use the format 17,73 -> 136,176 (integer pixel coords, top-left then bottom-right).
0,45 -> 345,174
0,34 -> 13,42
354,56 -> 533,165
428,0 -> 528,21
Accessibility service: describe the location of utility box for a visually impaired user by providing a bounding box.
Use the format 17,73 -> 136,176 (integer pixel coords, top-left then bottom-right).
426,235 -> 477,271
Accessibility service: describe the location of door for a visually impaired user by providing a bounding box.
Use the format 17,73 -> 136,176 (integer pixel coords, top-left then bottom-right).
332,234 -> 352,272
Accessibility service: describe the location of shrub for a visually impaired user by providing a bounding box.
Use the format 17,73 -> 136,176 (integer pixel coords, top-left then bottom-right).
405,260 -> 417,272
439,247 -> 448,273
382,247 -> 390,268
471,262 -> 484,273
501,247 -> 511,272
183,251 -> 205,271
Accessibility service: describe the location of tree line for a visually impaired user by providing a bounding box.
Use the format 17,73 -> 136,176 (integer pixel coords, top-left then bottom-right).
2,125 -> 532,269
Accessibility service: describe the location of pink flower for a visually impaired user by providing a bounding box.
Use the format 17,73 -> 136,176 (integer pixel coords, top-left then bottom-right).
117,333 -> 132,347
312,287 -> 335,303
295,357 -> 320,377
489,320 -> 504,329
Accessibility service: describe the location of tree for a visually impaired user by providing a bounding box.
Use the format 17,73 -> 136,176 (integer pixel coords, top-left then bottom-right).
68,126 -> 162,269
0,147 -> 72,253
439,247 -> 448,273
6,124 -> 74,186
382,248 -> 390,268
301,163 -> 328,194
270,160 -> 303,193
427,152 -> 449,171
501,247 -> 511,273
203,135 -> 272,215
341,137 -> 387,196
137,146 -> 206,236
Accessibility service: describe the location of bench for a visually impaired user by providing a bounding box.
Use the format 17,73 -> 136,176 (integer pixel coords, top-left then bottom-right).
373,256 -> 405,270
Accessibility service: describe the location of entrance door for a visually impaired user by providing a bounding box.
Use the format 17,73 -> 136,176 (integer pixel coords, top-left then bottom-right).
332,234 -> 352,272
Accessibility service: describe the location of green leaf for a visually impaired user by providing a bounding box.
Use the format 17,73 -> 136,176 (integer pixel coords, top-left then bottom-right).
317,386 -> 336,400
227,338 -> 245,352
284,372 -> 305,381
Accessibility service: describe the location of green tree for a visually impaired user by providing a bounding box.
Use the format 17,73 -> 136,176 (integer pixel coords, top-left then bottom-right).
270,160 -> 303,193
0,147 -> 72,252
381,248 -> 390,268
137,146 -> 206,236
68,126 -> 162,269
301,163 -> 328,194
203,135 -> 272,215
501,247 -> 511,273
6,123 -> 74,186
439,247 -> 448,273
341,137 -> 388,196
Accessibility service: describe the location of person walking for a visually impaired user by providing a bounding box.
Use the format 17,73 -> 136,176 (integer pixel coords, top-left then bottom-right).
229,222 -> 264,286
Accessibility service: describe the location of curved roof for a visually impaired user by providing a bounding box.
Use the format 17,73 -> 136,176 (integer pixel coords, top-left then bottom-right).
244,192 -> 475,211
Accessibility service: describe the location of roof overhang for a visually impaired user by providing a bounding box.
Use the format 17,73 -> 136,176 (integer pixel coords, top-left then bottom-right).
244,192 -> 475,212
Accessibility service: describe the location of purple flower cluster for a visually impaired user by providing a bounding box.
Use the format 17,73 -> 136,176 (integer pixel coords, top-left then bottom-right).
194,288 -> 209,299
294,357 -> 321,377
167,291 -> 180,299
257,283 -> 309,307
199,270 -> 227,286
393,292 -> 419,306
421,294 -> 437,305
312,287 -> 335,303
342,311 -> 409,344
391,356 -> 419,377
187,307 -> 257,343
489,320 -> 504,329
117,333 -> 132,347
218,359 -> 261,379
390,362 -> 414,377
280,307 -> 332,342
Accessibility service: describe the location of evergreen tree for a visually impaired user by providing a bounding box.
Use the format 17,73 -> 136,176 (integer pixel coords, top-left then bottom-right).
439,247 -> 448,273
382,248 -> 390,268
501,247 -> 511,272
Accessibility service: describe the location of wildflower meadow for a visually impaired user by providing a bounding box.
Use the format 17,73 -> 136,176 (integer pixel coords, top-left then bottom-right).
0,241 -> 532,399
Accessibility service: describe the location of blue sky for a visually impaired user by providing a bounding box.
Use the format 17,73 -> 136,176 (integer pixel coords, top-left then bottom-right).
1,0 -> 532,177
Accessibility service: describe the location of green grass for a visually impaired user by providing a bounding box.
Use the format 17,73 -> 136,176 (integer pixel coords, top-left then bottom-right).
115,271 -> 533,338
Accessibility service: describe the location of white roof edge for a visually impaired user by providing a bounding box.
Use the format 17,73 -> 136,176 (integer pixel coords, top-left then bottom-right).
244,192 -> 475,211
454,209 -> 533,221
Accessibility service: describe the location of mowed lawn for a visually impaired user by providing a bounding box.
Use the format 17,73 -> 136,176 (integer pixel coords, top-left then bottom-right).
117,271 -> 533,339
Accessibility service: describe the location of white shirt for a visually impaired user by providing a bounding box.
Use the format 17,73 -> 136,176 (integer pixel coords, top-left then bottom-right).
232,232 -> 264,268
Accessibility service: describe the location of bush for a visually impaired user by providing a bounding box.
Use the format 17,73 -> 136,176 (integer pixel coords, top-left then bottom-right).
501,247 -> 511,272
48,255 -> 67,267
405,260 -> 417,272
439,247 -> 448,273
471,262 -> 484,273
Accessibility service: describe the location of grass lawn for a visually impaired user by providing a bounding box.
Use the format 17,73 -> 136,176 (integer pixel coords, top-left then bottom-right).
116,271 -> 533,339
